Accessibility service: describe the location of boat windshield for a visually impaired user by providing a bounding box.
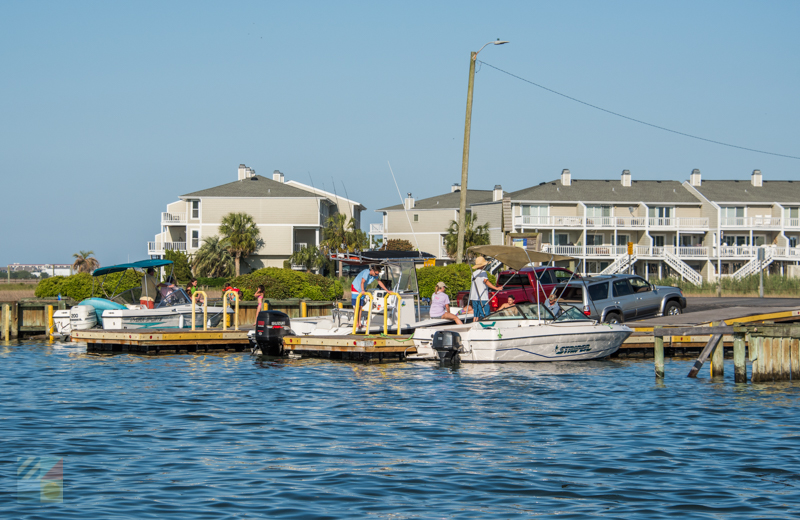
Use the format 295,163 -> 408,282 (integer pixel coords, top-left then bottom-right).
553,304 -> 593,322
483,302 -> 555,321
110,286 -> 192,308
381,261 -> 418,294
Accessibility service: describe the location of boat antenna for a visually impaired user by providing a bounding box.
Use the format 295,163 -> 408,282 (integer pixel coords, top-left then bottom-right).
387,161 -> 421,256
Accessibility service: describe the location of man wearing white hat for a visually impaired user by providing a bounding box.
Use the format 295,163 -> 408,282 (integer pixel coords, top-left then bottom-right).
470,256 -> 500,319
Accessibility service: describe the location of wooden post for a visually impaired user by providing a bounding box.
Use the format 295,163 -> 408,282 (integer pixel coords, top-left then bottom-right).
752,336 -> 763,382
733,331 -> 747,383
688,334 -> 723,378
781,338 -> 791,381
47,305 -> 54,341
2,304 -> 9,341
791,338 -> 800,381
710,323 -> 724,378
654,326 -> 664,379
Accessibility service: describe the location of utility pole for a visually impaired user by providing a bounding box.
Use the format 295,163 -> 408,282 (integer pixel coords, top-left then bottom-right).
456,40 -> 508,264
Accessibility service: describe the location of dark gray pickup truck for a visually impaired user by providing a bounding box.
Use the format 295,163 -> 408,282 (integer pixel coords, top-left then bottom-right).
553,274 -> 686,323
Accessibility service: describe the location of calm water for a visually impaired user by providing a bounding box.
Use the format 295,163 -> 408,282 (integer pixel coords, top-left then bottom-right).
2,341 -> 800,519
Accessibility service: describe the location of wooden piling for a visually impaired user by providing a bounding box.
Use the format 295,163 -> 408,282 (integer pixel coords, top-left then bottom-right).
733,331 -> 747,383
653,326 -> 664,378
2,304 -> 10,341
781,338 -> 791,381
710,322 -> 724,378
791,339 -> 800,381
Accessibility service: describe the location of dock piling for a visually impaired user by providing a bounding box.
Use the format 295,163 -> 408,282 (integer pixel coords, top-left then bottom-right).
2,304 -> 10,341
653,326 -> 664,379
733,331 -> 747,383
710,322 -> 724,378
47,305 -> 54,342
688,334 -> 723,378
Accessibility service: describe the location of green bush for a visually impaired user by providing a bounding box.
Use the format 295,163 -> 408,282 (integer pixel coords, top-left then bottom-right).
35,271 -> 143,301
165,250 -> 193,285
196,277 -> 227,287
227,267 -> 343,301
417,263 -> 496,300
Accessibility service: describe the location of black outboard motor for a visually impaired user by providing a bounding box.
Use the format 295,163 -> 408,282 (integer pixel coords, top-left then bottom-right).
254,310 -> 291,356
432,330 -> 463,365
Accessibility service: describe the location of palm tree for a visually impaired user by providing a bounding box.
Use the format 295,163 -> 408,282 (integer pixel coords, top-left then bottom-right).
192,236 -> 234,278
219,212 -> 262,276
289,244 -> 327,273
443,212 -> 490,261
320,213 -> 369,277
72,250 -> 100,274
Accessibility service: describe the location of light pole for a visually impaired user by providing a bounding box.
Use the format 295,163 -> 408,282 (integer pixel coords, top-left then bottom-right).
456,39 -> 508,264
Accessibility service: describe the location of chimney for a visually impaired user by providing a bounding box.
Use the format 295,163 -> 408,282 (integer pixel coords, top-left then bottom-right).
451,183 -> 461,193
404,192 -> 415,210
621,169 -> 631,187
690,168 -> 701,187
238,164 -> 247,180
247,167 -> 255,178
561,169 -> 571,186
493,185 -> 503,202
751,169 -> 762,187
273,170 -> 284,183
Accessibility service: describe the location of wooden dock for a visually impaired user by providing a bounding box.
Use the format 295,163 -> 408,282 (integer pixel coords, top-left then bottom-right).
282,334 -> 417,362
72,329 -> 250,355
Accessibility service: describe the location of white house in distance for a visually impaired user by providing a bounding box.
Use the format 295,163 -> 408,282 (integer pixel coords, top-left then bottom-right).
148,164 -> 365,272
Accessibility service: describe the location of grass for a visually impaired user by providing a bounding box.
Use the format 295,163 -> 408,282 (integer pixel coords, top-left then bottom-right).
0,282 -> 39,291
0,289 -> 37,301
652,275 -> 800,297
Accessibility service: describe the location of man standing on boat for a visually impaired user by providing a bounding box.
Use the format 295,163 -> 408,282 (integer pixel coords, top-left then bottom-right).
351,264 -> 389,308
470,256 -> 500,320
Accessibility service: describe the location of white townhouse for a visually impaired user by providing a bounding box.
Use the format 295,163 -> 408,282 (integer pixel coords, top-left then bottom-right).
148,164 -> 365,272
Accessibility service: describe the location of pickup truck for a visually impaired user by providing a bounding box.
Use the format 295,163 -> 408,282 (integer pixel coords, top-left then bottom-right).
455,266 -> 579,314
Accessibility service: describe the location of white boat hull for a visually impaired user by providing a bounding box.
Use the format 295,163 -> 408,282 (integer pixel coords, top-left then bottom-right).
102,306 -> 229,330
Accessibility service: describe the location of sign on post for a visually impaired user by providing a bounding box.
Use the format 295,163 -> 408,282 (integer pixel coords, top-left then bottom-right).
627,242 -> 634,256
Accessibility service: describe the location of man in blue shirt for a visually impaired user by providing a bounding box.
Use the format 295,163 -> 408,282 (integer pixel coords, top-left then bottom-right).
351,264 -> 389,307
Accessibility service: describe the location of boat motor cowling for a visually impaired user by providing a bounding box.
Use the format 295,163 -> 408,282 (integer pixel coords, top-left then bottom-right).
255,310 -> 291,355
431,330 -> 463,365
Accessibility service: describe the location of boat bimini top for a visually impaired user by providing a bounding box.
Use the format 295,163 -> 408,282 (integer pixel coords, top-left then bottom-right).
91,259 -> 174,277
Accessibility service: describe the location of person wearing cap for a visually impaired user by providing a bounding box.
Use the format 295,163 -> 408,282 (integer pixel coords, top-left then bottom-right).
430,281 -> 462,325
470,256 -> 500,319
351,264 -> 389,308
545,290 -> 561,317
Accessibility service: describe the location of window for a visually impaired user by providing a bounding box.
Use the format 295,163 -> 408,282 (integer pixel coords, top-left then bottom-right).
521,205 -> 548,216
586,205 -> 611,218
753,236 -> 766,246
785,207 -> 799,219
628,277 -> 651,293
586,234 -> 603,246
612,280 -> 633,297
554,234 -> 569,246
413,214 -> 419,222
648,206 -> 675,218
497,273 -> 532,287
653,235 -> 665,248
191,200 -> 200,219
553,270 -> 576,282
790,236 -> 798,248
191,230 -> 199,249
616,235 -> 630,247
588,282 -> 609,302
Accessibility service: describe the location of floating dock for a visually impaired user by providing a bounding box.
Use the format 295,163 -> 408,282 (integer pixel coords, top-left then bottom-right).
73,329 -> 250,355
282,334 -> 417,362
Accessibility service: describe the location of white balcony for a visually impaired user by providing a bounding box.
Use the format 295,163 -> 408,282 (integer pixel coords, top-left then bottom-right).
148,241 -> 187,255
720,217 -> 782,228
161,212 -> 186,225
515,215 -> 708,229
786,218 -> 800,229
369,223 -> 384,234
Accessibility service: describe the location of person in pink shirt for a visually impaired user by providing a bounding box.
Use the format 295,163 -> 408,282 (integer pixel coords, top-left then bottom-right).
430,281 -> 462,325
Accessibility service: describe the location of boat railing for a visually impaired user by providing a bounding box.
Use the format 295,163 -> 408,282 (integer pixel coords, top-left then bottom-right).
192,291 -> 208,331
383,292 -> 401,336
352,292 -> 374,334
222,290 -> 240,331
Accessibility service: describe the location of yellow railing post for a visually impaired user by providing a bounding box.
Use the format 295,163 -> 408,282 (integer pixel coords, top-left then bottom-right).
223,290 -> 239,331
351,292 -> 373,335
383,292 -> 401,336
300,300 -> 308,318
192,291 -> 208,331
47,305 -> 54,341
337,301 -> 343,309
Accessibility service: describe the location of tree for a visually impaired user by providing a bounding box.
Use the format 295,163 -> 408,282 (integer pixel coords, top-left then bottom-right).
219,212 -> 262,277
193,235 -> 235,278
289,244 -> 328,273
165,249 -> 193,284
72,250 -> 100,274
383,239 -> 414,251
319,213 -> 369,277
443,212 -> 490,261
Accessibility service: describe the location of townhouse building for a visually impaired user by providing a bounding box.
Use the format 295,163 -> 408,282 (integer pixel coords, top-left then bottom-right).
376,168 -> 800,283
148,164 -> 364,272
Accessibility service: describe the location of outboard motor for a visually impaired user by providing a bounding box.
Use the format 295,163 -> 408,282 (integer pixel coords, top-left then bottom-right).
254,310 -> 291,356
432,330 -> 463,365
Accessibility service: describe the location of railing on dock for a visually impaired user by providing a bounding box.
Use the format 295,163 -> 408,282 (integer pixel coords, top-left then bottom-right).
222,290 -> 240,331
191,291 -> 208,331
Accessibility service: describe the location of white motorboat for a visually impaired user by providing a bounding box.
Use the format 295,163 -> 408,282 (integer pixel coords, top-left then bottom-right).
53,259 -> 232,338
411,302 -> 632,363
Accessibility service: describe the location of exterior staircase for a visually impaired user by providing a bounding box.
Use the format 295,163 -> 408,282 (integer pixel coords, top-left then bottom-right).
600,254 -> 638,275
663,251 -> 703,285
731,248 -> 774,280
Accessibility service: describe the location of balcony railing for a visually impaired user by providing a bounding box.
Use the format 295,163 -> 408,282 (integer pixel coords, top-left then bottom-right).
147,241 -> 187,254
786,218 -> 800,229
369,223 -> 384,234
161,212 -> 186,225
515,215 -> 708,229
294,242 -> 308,252
721,217 -> 782,228
543,243 -> 800,260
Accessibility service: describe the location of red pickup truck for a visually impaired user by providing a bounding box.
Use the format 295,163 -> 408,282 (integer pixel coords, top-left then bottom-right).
456,267 -> 580,313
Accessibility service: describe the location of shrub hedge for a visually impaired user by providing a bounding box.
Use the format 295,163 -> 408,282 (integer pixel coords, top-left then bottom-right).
227,268 -> 343,301
196,277 -> 227,287
416,263 -> 496,300
35,271 -> 143,301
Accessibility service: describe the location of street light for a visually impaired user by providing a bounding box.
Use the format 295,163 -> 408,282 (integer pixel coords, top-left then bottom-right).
456,39 -> 509,264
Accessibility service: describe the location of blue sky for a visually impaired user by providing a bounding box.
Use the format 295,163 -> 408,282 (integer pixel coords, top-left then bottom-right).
1,1 -> 798,266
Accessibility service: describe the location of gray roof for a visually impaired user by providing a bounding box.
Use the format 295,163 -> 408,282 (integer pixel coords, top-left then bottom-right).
182,175 -> 324,199
508,179 -> 701,204
691,180 -> 800,204
379,190 -> 493,211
